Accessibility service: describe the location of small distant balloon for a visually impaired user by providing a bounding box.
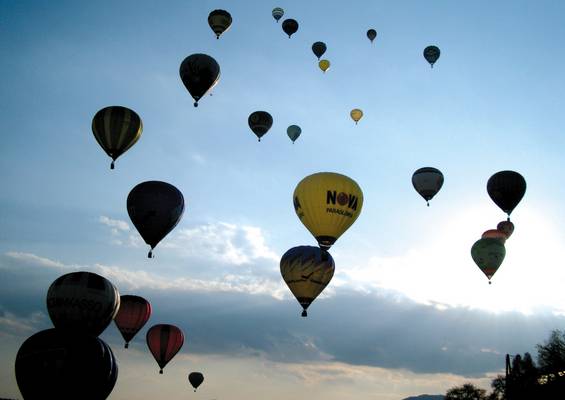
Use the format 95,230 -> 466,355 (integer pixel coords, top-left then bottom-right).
367,29 -> 377,42
188,372 -> 204,392
287,125 -> 301,143
179,54 -> 220,107
487,171 -> 526,220
146,324 -> 184,374
497,220 -> 514,238
248,111 -> 273,141
318,59 -> 330,73
350,109 -> 363,124
423,45 -> 440,68
272,7 -> 284,23
412,167 -> 444,206
282,19 -> 298,38
208,9 -> 232,39
312,41 -> 327,59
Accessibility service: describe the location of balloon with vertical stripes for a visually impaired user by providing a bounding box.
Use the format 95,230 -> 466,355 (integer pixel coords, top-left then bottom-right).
146,324 -> 184,374
92,106 -> 142,169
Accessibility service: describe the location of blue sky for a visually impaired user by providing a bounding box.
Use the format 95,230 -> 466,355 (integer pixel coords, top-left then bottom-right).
2,1 -> 565,399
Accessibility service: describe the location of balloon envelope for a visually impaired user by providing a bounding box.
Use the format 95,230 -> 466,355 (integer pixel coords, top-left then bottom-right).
312,41 -> 327,59
293,172 -> 363,250
46,271 -> 120,336
350,109 -> 363,124
481,229 -> 507,244
487,171 -> 526,217
497,220 -> 515,238
127,181 -> 185,257
282,18 -> 298,37
15,328 -> 118,400
114,295 -> 152,348
146,324 -> 184,374
367,29 -> 377,42
248,111 -> 273,141
272,7 -> 284,22
412,167 -> 444,206
188,372 -> 204,391
92,106 -> 142,169
471,238 -> 506,281
208,9 -> 232,39
179,54 -> 220,107
280,246 -> 335,317
423,45 -> 440,67
287,125 -> 301,143
318,59 -> 330,73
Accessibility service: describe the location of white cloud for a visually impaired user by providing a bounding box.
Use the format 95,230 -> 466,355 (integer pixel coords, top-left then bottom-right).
99,216 -> 130,232
4,251 -> 68,270
0,310 -> 48,336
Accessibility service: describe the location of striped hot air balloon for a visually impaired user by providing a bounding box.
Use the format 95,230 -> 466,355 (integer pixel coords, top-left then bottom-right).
114,295 -> 152,348
91,106 -> 142,169
146,324 -> 184,374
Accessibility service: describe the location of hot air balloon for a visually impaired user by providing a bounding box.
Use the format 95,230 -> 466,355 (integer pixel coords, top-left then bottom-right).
287,125 -> 301,143
146,324 -> 184,374
318,59 -> 330,73
497,220 -> 514,238
179,54 -> 220,107
208,9 -> 232,39
481,229 -> 507,244
272,7 -> 284,23
248,111 -> 273,141
294,172 -> 363,250
188,372 -> 204,392
91,106 -> 142,169
114,295 -> 152,348
280,246 -> 335,317
15,328 -> 118,400
312,42 -> 327,59
282,19 -> 298,38
127,181 -> 185,258
350,109 -> 363,124
487,171 -> 526,220
412,167 -> 444,206
423,45 -> 440,68
367,29 -> 377,43
46,271 -> 120,336
471,238 -> 506,283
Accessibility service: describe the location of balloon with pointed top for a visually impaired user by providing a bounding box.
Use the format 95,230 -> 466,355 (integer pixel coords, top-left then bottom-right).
350,109 -> 363,124
146,324 -> 184,374
471,238 -> 506,283
412,167 -> 444,206
127,181 -> 185,258
179,54 -> 220,107
282,19 -> 298,38
248,111 -> 273,141
114,295 -> 152,348
318,59 -> 330,73
487,171 -> 526,220
423,45 -> 441,68
272,7 -> 284,23
367,29 -> 377,42
92,106 -> 142,169
312,42 -> 327,59
287,125 -> 301,143
208,9 -> 232,39
280,246 -> 335,317
188,372 -> 204,392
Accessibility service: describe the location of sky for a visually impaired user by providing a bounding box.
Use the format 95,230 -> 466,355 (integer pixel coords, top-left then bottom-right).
2,0 -> 565,399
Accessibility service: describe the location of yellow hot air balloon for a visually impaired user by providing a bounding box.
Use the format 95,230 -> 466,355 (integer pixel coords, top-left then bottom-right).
293,172 -> 363,250
318,59 -> 330,73
350,109 -> 363,124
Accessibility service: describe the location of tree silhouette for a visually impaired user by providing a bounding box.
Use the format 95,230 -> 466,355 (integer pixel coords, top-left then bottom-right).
445,383 -> 487,400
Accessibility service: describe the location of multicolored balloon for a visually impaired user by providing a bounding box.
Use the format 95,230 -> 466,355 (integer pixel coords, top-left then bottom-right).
272,7 -> 284,23
471,238 -> 506,283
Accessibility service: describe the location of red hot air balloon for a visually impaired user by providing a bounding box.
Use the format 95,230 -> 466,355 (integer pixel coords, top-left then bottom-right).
146,324 -> 184,374
481,229 -> 507,244
114,295 -> 152,348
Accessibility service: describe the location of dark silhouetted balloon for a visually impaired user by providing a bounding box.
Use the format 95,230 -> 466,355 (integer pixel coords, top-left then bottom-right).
272,7 -> 284,23
282,19 -> 298,38
280,246 -> 335,317
92,106 -> 142,169
497,220 -> 514,238
367,29 -> 377,42
46,271 -> 120,336
179,54 -> 220,107
146,324 -> 184,374
412,167 -> 444,206
114,295 -> 152,348
287,125 -> 301,143
248,111 -> 273,141
423,45 -> 440,67
208,9 -> 232,39
471,238 -> 506,283
15,328 -> 118,400
188,372 -> 204,391
481,229 -> 507,244
127,181 -> 185,257
312,42 -> 327,59
487,171 -> 526,219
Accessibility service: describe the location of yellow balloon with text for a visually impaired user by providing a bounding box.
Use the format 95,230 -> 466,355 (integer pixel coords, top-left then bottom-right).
293,172 -> 363,250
